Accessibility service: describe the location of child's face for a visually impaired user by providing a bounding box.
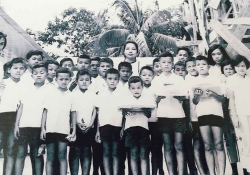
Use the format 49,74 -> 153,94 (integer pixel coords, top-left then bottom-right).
61,61 -> 74,72
77,75 -> 91,90
153,62 -> 162,76
174,65 -> 186,78
0,38 -> 5,51
119,66 -> 132,82
129,82 -> 143,98
124,43 -> 138,60
47,64 -> 59,80
177,50 -> 189,62
8,63 -> 26,79
32,67 -> 47,84
211,49 -> 223,65
160,57 -> 173,73
77,58 -> 90,71
223,65 -> 235,77
90,61 -> 100,76
99,62 -> 112,77
235,61 -> 247,76
56,73 -> 71,90
196,60 -> 209,75
140,69 -> 154,85
186,61 -> 198,76
28,55 -> 43,68
105,73 -> 119,90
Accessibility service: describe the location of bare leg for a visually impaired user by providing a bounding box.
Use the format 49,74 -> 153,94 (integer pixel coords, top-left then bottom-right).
193,136 -> 206,175
174,132 -> 185,175
15,144 -> 27,175
57,141 -> 68,175
4,131 -> 16,175
140,146 -> 150,175
162,132 -> 175,175
46,142 -> 56,175
69,147 -> 81,175
130,147 -> 139,175
112,141 -> 120,175
102,141 -> 112,175
80,146 -> 92,175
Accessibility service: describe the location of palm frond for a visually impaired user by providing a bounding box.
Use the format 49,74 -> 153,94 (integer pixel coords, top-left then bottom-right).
151,33 -> 178,53
126,34 -> 137,42
135,32 -> 152,57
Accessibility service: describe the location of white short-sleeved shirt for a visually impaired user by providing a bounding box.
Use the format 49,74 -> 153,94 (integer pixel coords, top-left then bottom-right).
123,93 -> 156,130
209,65 -> 226,82
19,84 -> 54,128
193,75 -> 224,118
88,76 -> 107,93
227,74 -> 250,116
130,60 -> 140,76
19,70 -> 34,86
116,81 -> 130,96
0,78 -> 21,113
95,88 -> 123,127
71,89 -> 97,126
151,73 -> 186,118
43,88 -> 73,135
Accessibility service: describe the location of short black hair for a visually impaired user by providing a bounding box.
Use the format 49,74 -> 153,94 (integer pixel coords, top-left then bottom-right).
56,67 -> 72,78
105,68 -> 120,79
177,47 -> 191,57
91,57 -> 101,62
139,66 -> 154,75
76,69 -> 91,81
195,55 -> 209,65
118,62 -> 132,71
153,57 -> 160,67
128,76 -> 143,87
158,52 -> 174,62
185,57 -> 196,66
60,58 -> 74,67
220,59 -> 235,74
232,55 -> 250,69
32,64 -> 47,74
45,59 -> 59,70
0,32 -> 7,50
100,57 -> 114,67
78,55 -> 91,62
207,44 -> 230,66
26,50 -> 44,60
174,61 -> 186,70
9,57 -> 26,69
124,41 -> 139,53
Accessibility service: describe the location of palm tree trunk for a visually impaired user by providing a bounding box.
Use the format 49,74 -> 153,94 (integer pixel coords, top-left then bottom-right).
134,0 -> 140,24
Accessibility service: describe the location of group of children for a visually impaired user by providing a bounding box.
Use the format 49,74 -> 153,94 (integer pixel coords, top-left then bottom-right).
0,38 -> 249,175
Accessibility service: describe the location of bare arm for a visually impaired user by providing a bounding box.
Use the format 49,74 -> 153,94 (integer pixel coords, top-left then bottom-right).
40,108 -> 47,140
14,103 -> 23,139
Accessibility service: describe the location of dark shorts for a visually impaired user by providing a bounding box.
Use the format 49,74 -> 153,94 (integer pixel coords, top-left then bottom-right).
198,115 -> 224,127
157,118 -> 187,133
148,122 -> 163,147
16,127 -> 43,156
70,128 -> 95,148
99,125 -> 121,142
46,133 -> 68,144
191,121 -> 201,141
0,112 -> 16,131
125,127 -> 150,148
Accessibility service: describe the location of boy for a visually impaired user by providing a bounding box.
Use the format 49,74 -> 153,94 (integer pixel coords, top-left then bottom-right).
45,59 -> 59,83
117,62 -> 132,93
0,58 -> 26,175
151,52 -> 187,175
14,64 -> 51,175
90,57 -> 101,78
176,47 -> 191,63
153,58 -> 162,76
60,57 -> 74,72
120,76 -> 156,175
95,68 -> 123,175
69,70 -> 98,175
41,68 -> 76,175
185,57 -> 198,79
174,61 -> 187,79
140,66 -> 164,175
76,54 -> 91,71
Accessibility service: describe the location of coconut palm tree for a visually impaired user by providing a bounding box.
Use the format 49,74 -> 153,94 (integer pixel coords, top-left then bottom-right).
91,0 -> 186,57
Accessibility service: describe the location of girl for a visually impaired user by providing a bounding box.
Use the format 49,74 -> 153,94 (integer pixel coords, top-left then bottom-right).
207,44 -> 230,79
227,55 -> 250,174
123,41 -> 140,76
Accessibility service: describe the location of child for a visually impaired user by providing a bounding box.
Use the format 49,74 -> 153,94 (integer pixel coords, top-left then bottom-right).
174,61 -> 187,79
40,68 -> 76,175
193,55 -> 226,175
151,52 -> 187,175
45,59 -> 59,83
69,70 -> 97,175
153,57 -> 162,76
120,76 -> 156,175
176,47 -> 191,63
207,44 -> 230,79
95,68 -> 123,175
0,58 -> 26,175
140,66 -> 164,175
14,64 -> 51,175
123,41 -> 140,76
185,57 -> 198,79
117,61 -> 132,93
227,55 -> 250,174
76,54 -> 91,71
60,57 -> 74,72
90,57 -> 101,78
0,32 -> 7,78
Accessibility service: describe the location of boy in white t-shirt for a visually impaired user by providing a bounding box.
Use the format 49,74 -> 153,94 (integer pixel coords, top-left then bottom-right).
45,59 -> 59,83
0,58 -> 26,175
90,57 -> 100,78
14,64 -> 52,175
40,68 -> 76,175
117,61 -> 132,94
68,70 -> 98,175
153,58 -> 162,76
173,61 -> 187,79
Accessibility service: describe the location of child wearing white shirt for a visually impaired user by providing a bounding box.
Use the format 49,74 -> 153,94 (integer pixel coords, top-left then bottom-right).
0,58 -> 26,175
117,62 -> 132,95
45,59 -> 59,83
